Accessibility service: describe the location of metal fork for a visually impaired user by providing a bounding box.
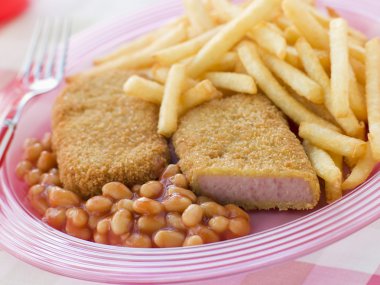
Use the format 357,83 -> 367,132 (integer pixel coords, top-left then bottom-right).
0,18 -> 71,162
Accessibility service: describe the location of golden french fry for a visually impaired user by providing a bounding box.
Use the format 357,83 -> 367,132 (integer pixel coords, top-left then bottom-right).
315,50 -> 330,73
151,65 -> 197,90
154,26 -> 221,66
344,156 -> 359,170
283,0 -> 329,50
123,76 -> 164,104
284,26 -> 300,45
329,18 -> 351,118
247,22 -> 287,59
348,64 -> 367,121
179,79 -> 222,115
207,52 -> 238,72
342,145 -> 377,190
349,43 -> 366,63
237,41 -> 339,130
329,152 -> 343,172
274,15 -> 292,30
365,38 -> 380,161
284,46 -> 303,69
299,122 -> 366,158
69,23 -> 188,81
261,50 -> 323,104
183,0 -> 216,35
326,7 -> 340,18
205,72 -> 257,94
295,38 -> 364,138
158,64 -> 187,137
303,140 -> 342,203
350,58 -> 366,85
210,0 -> 241,22
187,0 -> 282,78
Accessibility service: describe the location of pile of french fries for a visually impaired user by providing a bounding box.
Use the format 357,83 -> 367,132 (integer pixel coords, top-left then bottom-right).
76,0 -> 380,203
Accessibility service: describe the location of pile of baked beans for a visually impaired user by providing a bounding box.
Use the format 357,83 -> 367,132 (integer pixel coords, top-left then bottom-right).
16,133 -> 251,248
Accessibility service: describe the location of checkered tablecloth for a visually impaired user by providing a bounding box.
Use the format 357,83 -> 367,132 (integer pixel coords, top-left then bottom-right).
1,0 -> 380,284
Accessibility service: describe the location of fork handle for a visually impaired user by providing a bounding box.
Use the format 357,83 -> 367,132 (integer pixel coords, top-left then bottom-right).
0,119 -> 16,165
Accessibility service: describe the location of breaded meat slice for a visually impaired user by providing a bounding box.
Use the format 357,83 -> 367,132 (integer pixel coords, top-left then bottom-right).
173,94 -> 320,210
52,70 -> 169,198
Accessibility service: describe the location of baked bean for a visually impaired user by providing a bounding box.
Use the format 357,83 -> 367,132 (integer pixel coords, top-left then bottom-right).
111,209 -> 132,235
196,196 -> 213,204
48,186 -> 81,208
15,160 -> 33,179
102,182 -> 132,200
66,208 -> 89,228
25,142 -> 43,162
162,195 -> 192,213
160,164 -> 180,179
88,215 -> 102,230
166,212 -> 186,231
154,230 -> 185,248
131,184 -> 141,193
170,174 -> 189,188
124,233 -> 152,248
97,218 -> 111,234
25,169 -> 42,186
85,196 -> 113,215
191,225 -> 220,243
182,204 -> 203,227
137,215 -> 165,234
133,197 -> 163,215
225,204 -> 250,220
201,202 -> 227,217
183,235 -> 204,247
27,184 -> 48,215
228,218 -> 250,237
139,181 -> 163,198
65,223 -> 92,240
94,232 -> 108,244
167,186 -> 196,202
209,216 -> 229,233
37,151 -> 57,172
23,138 -> 38,149
44,207 -> 66,229
41,133 -> 52,150
116,199 -> 134,212
40,173 -> 61,186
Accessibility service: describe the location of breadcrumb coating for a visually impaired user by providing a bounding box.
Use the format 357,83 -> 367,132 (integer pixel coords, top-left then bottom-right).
52,70 -> 170,198
173,94 -> 320,210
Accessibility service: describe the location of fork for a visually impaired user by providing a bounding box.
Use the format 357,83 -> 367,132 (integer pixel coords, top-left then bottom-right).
0,18 -> 71,163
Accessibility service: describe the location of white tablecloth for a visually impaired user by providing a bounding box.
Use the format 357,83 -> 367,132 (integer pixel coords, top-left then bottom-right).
1,1 -> 379,284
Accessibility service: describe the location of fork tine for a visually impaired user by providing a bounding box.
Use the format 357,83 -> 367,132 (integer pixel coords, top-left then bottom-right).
18,20 -> 43,82
43,18 -> 63,78
32,19 -> 52,80
55,18 -> 71,82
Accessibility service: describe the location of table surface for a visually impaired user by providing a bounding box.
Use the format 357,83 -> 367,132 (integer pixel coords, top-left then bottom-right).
0,1 -> 380,284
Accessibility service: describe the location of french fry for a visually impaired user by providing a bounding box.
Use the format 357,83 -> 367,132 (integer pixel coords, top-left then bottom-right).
326,7 -> 340,18
342,145 -> 377,190
284,26 -> 300,45
348,64 -> 367,121
210,0 -> 241,23
350,57 -> 366,85
237,41 -> 339,130
365,38 -> 380,160
283,0 -> 329,50
187,0 -> 282,78
247,22 -> 287,59
295,38 -> 364,138
123,76 -> 164,104
183,0 -> 215,36
179,80 -> 222,115
329,152 -> 343,172
154,26 -> 221,66
205,72 -> 257,94
158,64 -> 187,137
207,52 -> 238,72
69,22 -> 188,81
274,15 -> 292,30
261,50 -> 323,104
315,50 -> 330,73
151,65 -> 197,90
329,18 -> 351,118
284,46 -> 303,69
349,43 -> 366,63
303,140 -> 342,203
299,122 -> 367,159
345,156 -> 359,170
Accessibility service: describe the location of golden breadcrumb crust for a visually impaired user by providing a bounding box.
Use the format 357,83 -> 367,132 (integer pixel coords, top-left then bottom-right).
52,70 -> 169,198
173,94 -> 320,210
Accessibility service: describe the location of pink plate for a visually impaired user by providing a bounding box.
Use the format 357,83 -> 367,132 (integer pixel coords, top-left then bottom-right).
0,0 -> 380,284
